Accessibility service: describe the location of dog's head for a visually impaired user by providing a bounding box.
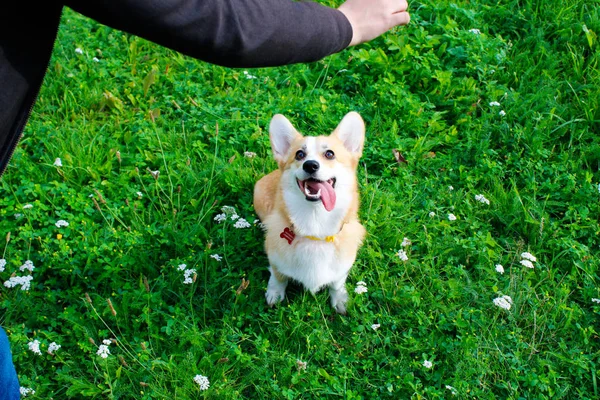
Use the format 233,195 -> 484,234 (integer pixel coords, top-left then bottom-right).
269,112 -> 365,213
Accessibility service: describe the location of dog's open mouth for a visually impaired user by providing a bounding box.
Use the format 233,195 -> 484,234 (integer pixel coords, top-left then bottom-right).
297,178 -> 337,212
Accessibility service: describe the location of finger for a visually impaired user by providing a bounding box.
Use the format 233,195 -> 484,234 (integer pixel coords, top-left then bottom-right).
391,11 -> 410,26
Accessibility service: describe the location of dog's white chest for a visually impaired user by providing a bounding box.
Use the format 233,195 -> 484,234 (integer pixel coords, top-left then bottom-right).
269,239 -> 348,293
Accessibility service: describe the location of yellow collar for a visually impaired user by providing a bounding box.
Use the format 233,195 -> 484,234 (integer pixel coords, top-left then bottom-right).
305,235 -> 336,243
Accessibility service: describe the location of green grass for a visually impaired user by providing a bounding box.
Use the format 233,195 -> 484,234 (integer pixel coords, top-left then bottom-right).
1,0 -> 599,398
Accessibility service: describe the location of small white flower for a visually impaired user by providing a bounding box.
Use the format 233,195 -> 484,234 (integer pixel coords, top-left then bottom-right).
429,211 -> 436,217
231,213 -> 240,221
489,101 -> 501,107
244,151 -> 257,158
448,213 -> 457,221
97,344 -> 110,358
296,359 -> 307,371
0,259 -> 5,272
54,158 -> 63,167
102,339 -> 112,346
14,213 -> 22,219
183,269 -> 196,284
48,342 -> 61,354
214,213 -> 227,223
20,260 -> 35,272
136,191 -> 143,197
20,387 -> 36,397
475,194 -> 490,205
193,374 -> 210,390
592,298 -> 600,304
243,71 -> 257,79
354,285 -> 369,294
55,220 -> 69,228
448,185 -> 454,191
495,264 -> 505,274
75,47 -> 84,54
521,252 -> 537,262
177,264 -> 187,271
499,110 -> 506,116
92,57 -> 100,62
469,28 -> 481,34
423,360 -> 433,369
371,324 -> 381,331
4,275 -> 33,291
233,218 -> 251,229
28,339 -> 42,355
356,281 -> 366,287
520,259 -> 534,269
493,295 -> 513,310
210,254 -> 223,262
397,249 -> 408,261
445,385 -> 457,395
23,204 -> 33,209
401,237 -> 412,247
150,170 -> 160,179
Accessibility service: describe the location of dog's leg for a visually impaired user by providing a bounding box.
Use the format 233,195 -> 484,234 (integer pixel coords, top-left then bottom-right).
266,266 -> 288,306
329,276 -> 349,314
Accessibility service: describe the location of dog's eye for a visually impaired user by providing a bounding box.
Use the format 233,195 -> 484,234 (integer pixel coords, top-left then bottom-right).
295,150 -> 306,161
324,150 -> 335,160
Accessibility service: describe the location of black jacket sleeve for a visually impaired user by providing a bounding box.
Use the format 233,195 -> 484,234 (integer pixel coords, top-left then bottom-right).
64,0 -> 353,68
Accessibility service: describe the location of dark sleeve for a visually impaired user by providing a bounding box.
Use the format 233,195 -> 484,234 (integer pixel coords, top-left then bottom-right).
64,0 -> 353,68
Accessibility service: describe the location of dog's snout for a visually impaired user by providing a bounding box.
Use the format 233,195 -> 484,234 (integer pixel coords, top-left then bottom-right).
302,160 -> 320,174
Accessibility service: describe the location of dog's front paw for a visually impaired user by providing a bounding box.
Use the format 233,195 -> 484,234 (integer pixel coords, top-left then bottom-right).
330,288 -> 349,315
265,288 -> 285,307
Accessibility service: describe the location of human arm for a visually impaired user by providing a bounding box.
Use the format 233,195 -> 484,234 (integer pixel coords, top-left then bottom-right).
338,0 -> 410,46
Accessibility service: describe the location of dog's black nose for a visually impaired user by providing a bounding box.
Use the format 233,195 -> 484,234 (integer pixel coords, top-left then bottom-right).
303,160 -> 320,174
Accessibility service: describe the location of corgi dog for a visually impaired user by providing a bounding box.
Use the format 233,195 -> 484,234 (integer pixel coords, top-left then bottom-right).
253,112 -> 366,314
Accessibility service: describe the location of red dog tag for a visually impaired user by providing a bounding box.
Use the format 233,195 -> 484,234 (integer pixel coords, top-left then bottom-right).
280,227 -> 295,244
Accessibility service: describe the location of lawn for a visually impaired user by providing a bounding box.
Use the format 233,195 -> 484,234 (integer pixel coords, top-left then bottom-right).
1,0 -> 599,398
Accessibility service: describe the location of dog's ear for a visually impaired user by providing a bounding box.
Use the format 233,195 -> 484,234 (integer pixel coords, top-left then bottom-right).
332,112 -> 365,157
269,114 -> 301,164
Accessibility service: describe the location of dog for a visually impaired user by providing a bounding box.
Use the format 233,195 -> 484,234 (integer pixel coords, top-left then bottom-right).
253,112 -> 366,314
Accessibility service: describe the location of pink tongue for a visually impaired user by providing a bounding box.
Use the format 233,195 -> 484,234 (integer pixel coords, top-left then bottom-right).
306,181 -> 336,212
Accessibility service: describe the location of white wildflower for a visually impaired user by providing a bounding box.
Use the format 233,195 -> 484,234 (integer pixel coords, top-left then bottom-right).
193,374 -> 210,390
592,298 -> 600,304
520,259 -> 534,269
423,360 -> 433,369
102,339 -> 112,346
448,213 -> 457,221
136,191 -> 143,197
0,259 -> 5,272
231,213 -> 239,221
296,359 -> 307,371
397,249 -> 408,261
233,218 -> 251,229
493,295 -> 513,310
445,385 -> 457,395
371,324 -> 381,331
28,340 -> 42,355
469,28 -> 481,34
97,344 -> 110,358
92,57 -> 100,62
177,264 -> 187,271
448,185 -> 454,191
489,101 -> 501,107
499,110 -> 506,116
20,387 -> 36,397
244,151 -> 257,158
23,204 -> 33,209
183,269 -> 196,284
214,213 -> 227,223
495,264 -> 505,274
55,220 -> 69,228
54,158 -> 62,167
243,70 -> 257,79
521,252 -> 537,262
75,47 -> 83,54
20,260 -> 35,272
354,282 -> 368,294
4,275 -> 33,291
14,213 -> 23,218
401,237 -> 412,247
429,211 -> 436,217
210,254 -> 223,262
475,194 -> 490,205
48,342 -> 61,354
150,170 -> 160,179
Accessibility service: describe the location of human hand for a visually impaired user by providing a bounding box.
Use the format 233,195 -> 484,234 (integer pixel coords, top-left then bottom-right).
338,0 -> 410,46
